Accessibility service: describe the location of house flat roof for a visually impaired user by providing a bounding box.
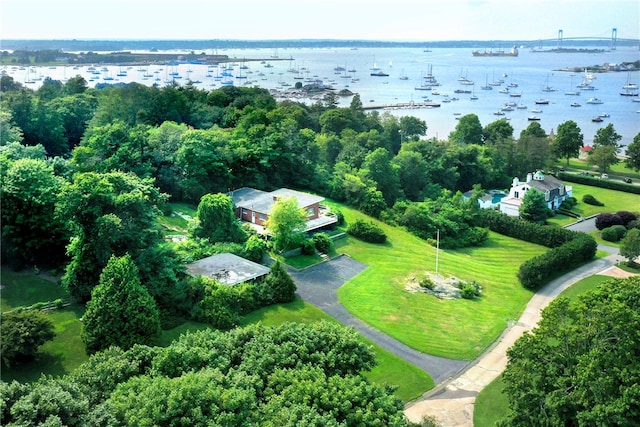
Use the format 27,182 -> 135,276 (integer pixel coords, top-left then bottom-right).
185,253 -> 270,285
232,187 -> 324,215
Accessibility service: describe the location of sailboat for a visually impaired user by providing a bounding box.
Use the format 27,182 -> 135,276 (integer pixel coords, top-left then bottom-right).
542,73 -> 556,92
621,71 -> 639,96
481,74 -> 492,90
565,74 -> 580,96
470,86 -> 478,100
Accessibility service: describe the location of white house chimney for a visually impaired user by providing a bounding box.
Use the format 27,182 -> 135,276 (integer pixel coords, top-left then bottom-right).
526,173 -> 533,183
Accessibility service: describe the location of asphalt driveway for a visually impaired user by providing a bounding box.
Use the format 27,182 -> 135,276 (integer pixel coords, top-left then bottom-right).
289,255 -> 468,384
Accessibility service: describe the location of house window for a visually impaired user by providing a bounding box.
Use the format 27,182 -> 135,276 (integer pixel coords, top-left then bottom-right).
242,209 -> 249,216
545,190 -> 550,201
306,207 -> 316,216
559,185 -> 565,196
259,214 -> 267,221
514,191 -> 519,198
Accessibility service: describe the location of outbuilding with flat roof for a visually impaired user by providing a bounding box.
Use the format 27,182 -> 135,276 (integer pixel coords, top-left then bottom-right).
185,253 -> 270,285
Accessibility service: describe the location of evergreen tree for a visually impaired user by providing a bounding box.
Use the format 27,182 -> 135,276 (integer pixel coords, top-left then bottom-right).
264,261 -> 297,303
82,254 -> 160,354
519,188 -> 551,224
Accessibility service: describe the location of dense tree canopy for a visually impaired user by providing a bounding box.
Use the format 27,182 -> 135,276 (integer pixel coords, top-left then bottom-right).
1,322 -> 414,426
500,277 -> 640,426
57,171 -> 167,302
1,157 -> 69,267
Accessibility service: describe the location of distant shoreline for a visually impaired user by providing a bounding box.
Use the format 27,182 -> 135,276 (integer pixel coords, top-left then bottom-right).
2,38 -> 638,52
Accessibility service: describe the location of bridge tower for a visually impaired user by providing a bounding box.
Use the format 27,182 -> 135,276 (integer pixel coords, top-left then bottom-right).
611,28 -> 617,50
557,29 -> 563,49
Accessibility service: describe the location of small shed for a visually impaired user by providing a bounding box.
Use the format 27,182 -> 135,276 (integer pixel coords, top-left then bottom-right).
186,253 -> 270,285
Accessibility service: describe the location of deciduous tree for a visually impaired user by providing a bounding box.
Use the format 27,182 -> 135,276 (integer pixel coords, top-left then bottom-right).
553,120 -> 583,165
264,196 -> 306,251
192,193 -> 246,244
624,132 -> 640,172
619,228 -> 640,267
500,277 -> 640,426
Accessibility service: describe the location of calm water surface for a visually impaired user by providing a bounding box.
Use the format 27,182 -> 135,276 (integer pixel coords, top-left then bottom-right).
7,46 -> 639,145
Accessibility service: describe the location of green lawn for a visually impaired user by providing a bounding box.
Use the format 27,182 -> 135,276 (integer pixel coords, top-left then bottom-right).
473,274 -> 614,426
561,158 -> 640,181
158,202 -> 197,236
329,203 -> 544,361
547,182 -> 640,227
1,269 -> 69,312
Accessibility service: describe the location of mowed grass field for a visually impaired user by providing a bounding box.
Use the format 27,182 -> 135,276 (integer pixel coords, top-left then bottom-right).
548,182 -> 640,227
1,269 -> 89,383
331,203 -> 542,361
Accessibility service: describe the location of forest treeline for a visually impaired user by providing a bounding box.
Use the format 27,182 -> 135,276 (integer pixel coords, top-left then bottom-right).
2,72 -> 635,266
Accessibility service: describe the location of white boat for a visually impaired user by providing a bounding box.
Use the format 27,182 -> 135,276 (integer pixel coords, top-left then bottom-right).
586,97 -> 603,104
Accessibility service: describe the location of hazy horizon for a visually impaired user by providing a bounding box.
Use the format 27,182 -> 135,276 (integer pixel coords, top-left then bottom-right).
1,0 -> 638,43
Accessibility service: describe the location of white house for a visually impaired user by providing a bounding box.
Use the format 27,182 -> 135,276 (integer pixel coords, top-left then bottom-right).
499,171 -> 572,217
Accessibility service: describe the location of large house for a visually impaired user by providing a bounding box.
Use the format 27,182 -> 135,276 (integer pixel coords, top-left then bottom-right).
230,187 -> 337,232
499,171 -> 572,217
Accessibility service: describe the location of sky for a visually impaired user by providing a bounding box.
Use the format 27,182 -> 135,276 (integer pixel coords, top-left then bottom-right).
1,0 -> 638,42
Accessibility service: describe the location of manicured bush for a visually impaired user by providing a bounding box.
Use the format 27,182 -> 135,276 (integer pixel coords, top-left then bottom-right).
312,232 -> 333,254
595,213 -> 623,230
479,209 -> 577,248
347,219 -> 387,243
518,234 -> 597,290
334,209 -> 345,226
601,225 -> 627,242
582,194 -> 604,206
480,210 -> 597,290
616,211 -> 637,227
459,281 -> 481,299
601,227 -> 621,242
301,238 -> 316,255
419,275 -> 434,290
627,219 -> 640,230
559,196 -> 578,210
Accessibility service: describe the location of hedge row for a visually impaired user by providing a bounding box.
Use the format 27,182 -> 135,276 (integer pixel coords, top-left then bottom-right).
479,209 -> 578,248
557,172 -> 640,195
347,219 -> 387,244
517,234 -> 597,290
479,209 -> 597,290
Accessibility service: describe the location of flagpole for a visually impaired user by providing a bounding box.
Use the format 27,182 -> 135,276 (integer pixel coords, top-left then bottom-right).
435,229 -> 439,282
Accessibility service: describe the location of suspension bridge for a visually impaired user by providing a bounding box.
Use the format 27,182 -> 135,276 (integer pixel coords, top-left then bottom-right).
531,28 -> 640,51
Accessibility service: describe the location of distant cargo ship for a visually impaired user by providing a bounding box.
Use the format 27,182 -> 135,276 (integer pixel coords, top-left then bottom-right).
472,46 -> 518,57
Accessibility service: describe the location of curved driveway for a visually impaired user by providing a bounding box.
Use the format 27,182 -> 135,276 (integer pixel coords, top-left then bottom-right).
289,255 -> 467,384
289,218 -> 629,425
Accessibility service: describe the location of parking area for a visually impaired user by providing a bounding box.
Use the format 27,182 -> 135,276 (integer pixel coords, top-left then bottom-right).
289,255 -> 367,308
